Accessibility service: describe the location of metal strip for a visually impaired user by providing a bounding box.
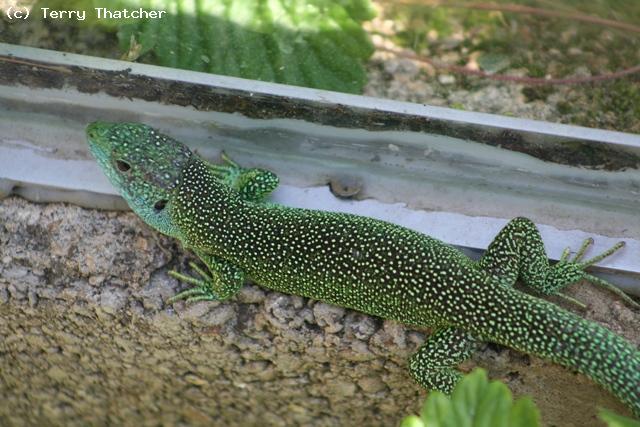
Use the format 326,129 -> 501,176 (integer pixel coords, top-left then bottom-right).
1,42 -> 638,294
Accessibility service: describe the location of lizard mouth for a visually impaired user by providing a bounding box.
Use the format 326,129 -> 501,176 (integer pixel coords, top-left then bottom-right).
85,121 -> 129,194
86,121 -> 114,159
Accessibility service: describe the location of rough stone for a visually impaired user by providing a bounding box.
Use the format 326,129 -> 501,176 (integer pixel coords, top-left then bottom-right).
0,197 -> 638,427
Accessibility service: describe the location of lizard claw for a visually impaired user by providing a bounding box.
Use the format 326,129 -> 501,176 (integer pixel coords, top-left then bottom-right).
209,151 -> 242,183
167,264 -> 219,304
562,239 -> 638,309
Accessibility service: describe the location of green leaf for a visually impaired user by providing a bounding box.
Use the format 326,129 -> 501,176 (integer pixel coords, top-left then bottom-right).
451,369 -> 489,425
599,409 -> 640,427
421,391 -> 453,427
474,381 -> 512,427
116,0 -> 374,93
451,370 -> 489,427
410,369 -> 541,427
508,397 -> 541,427
401,415 -> 425,427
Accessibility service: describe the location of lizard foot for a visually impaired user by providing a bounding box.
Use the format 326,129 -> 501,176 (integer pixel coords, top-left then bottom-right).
209,151 -> 243,184
209,152 -> 279,202
557,239 -> 639,309
167,262 -> 219,304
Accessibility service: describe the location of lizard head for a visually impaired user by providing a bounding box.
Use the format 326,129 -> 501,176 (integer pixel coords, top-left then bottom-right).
86,121 -> 191,238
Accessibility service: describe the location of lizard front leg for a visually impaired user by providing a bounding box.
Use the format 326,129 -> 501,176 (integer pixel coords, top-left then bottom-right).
475,217 -> 636,308
208,152 -> 279,202
167,249 -> 245,304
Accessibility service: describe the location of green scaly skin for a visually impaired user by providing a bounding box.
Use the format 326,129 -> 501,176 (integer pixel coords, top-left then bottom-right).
86,121 -> 640,416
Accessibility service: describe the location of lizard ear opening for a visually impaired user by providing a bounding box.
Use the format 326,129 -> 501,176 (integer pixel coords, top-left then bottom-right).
116,160 -> 131,172
154,199 -> 168,212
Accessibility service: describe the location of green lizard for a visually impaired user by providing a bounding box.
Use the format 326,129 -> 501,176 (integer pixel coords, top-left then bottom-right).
86,121 -> 640,416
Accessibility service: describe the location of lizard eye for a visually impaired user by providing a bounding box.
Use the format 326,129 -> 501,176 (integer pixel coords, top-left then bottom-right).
115,159 -> 131,172
154,199 -> 167,212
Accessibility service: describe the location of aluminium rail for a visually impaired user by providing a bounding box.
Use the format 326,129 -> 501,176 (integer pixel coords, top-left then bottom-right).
1,42 -> 639,295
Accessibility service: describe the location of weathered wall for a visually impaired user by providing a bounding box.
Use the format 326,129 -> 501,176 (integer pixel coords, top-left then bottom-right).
0,197 -> 637,426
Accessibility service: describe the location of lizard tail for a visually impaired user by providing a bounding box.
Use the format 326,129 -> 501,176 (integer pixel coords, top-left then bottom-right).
463,285 -> 640,416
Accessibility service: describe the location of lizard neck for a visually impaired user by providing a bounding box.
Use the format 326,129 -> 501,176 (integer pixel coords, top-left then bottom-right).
172,156 -> 243,252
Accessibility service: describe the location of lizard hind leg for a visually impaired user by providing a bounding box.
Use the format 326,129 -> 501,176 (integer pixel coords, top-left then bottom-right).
532,236 -> 635,307
476,217 -> 636,308
409,327 -> 479,394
